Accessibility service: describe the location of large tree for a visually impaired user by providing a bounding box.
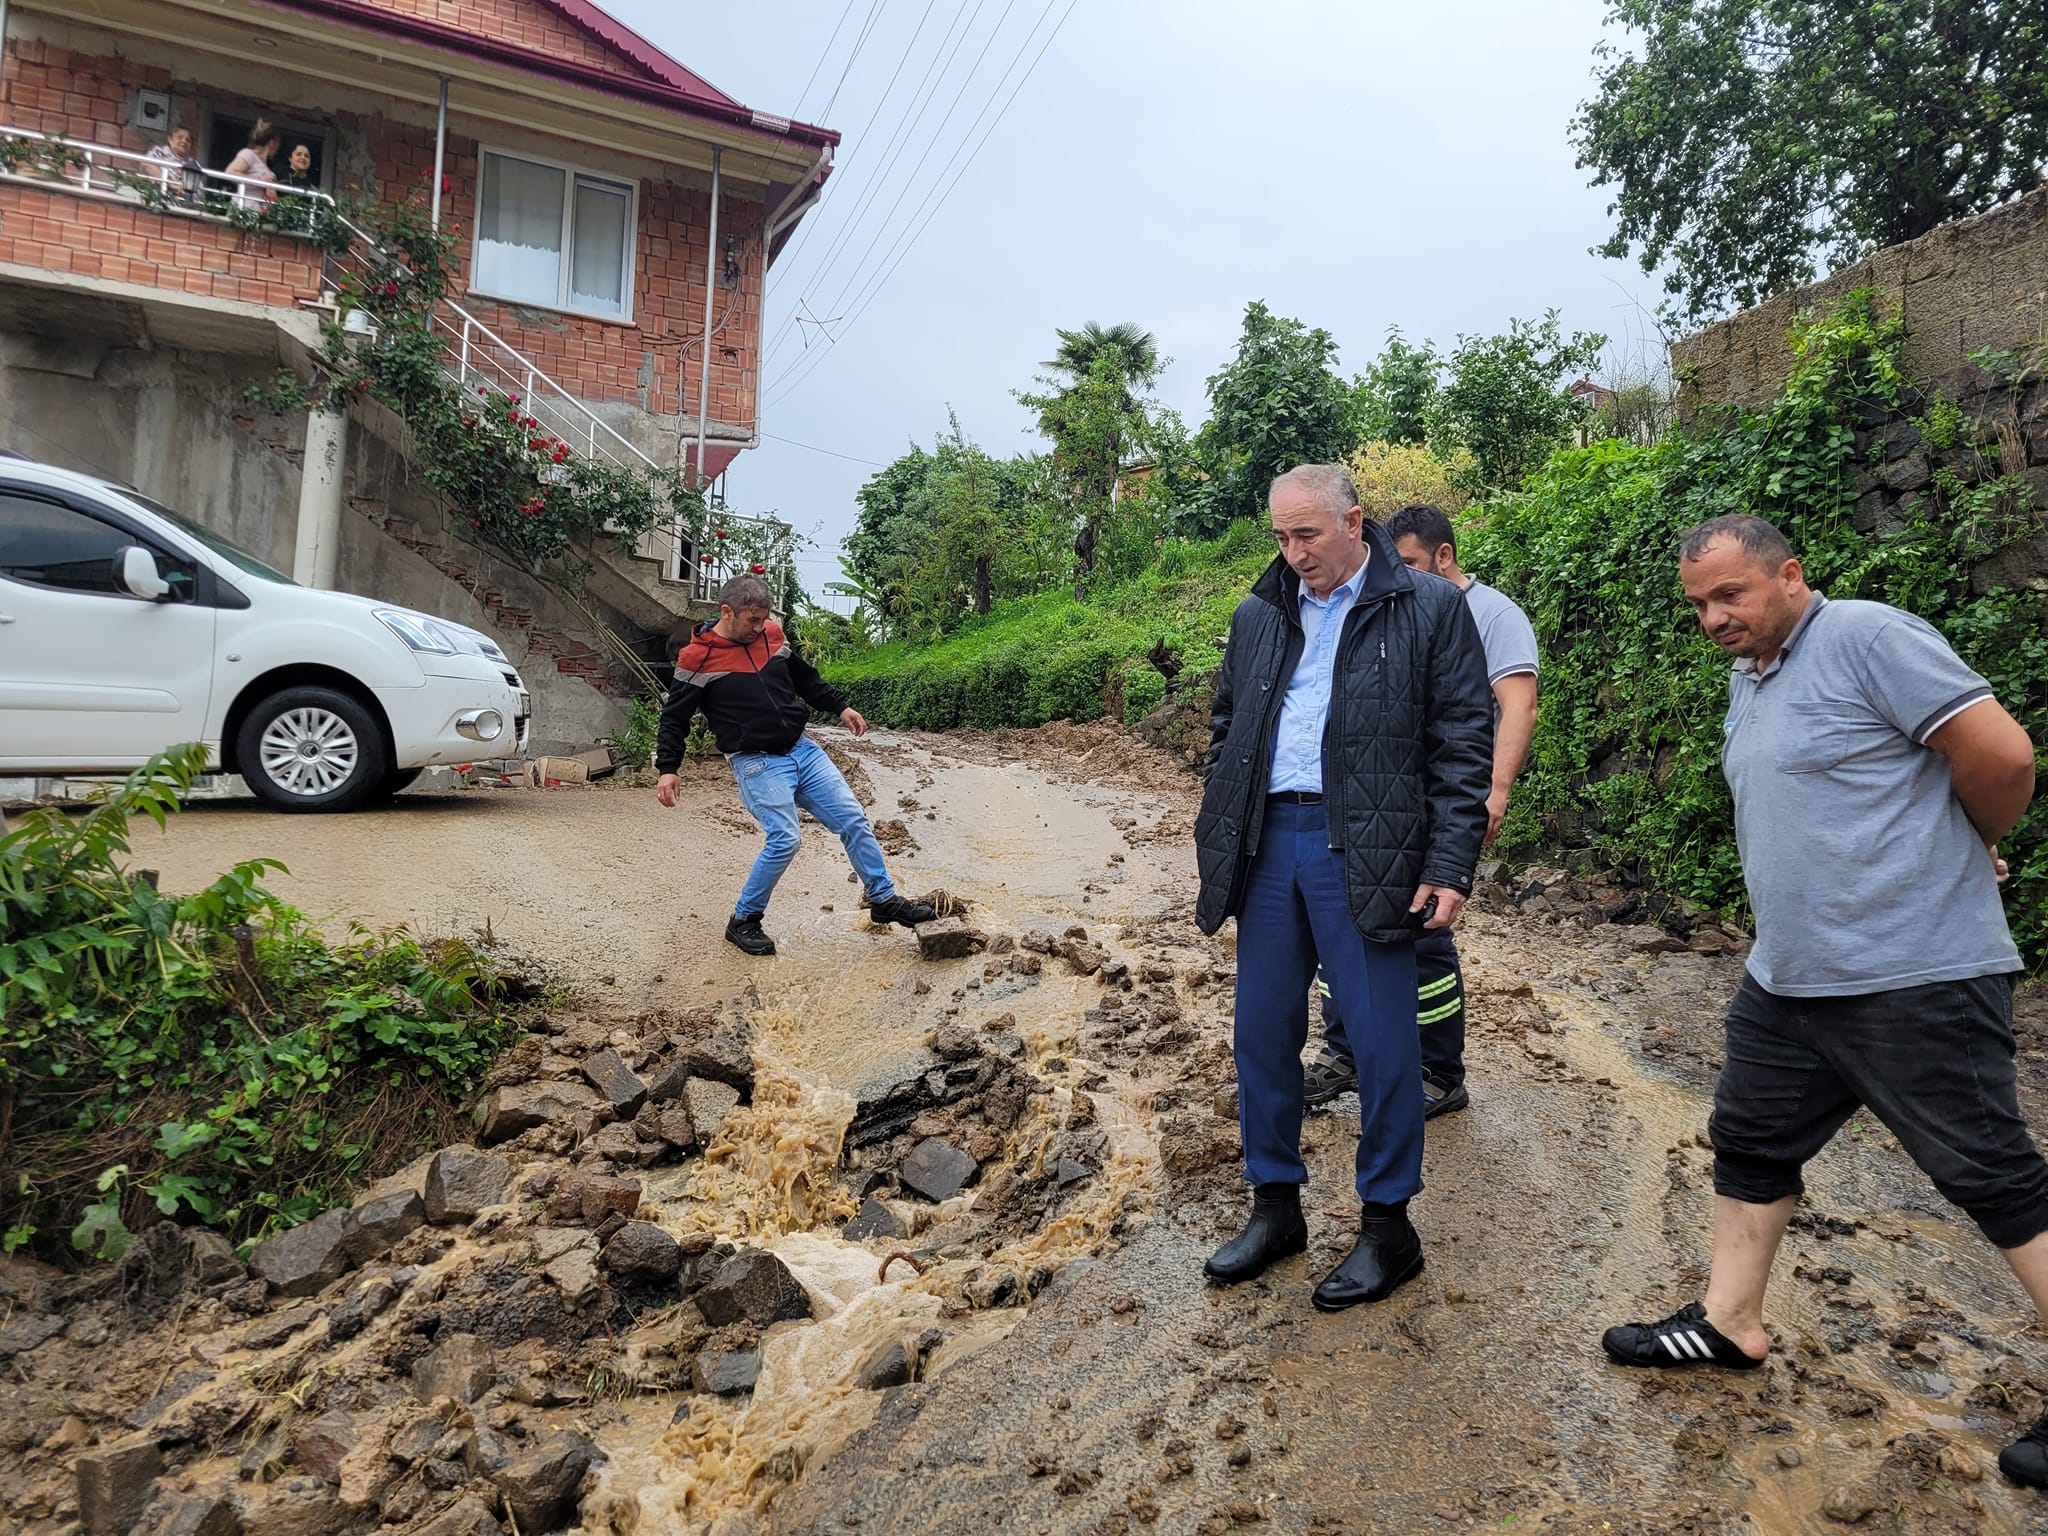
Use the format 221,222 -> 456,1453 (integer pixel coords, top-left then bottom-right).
1427,313 -> 1606,491
1043,321 -> 1161,385
1573,0 -> 2048,325
1186,301 -> 1356,537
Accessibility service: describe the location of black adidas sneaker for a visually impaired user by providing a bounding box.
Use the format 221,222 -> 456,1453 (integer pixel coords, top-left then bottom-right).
1601,1300 -> 1765,1370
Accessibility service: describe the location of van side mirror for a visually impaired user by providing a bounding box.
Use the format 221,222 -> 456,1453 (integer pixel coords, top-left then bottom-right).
117,544 -> 171,601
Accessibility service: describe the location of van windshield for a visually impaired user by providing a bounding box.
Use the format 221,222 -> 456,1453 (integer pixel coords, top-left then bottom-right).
126,493 -> 296,585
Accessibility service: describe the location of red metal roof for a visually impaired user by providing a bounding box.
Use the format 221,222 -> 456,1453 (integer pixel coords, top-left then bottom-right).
246,0 -> 839,152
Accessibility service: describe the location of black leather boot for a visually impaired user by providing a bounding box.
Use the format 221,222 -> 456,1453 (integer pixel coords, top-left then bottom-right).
1204,1183 -> 1308,1284
1311,1201 -> 1424,1311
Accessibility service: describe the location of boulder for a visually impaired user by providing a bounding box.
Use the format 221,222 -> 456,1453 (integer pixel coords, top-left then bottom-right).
342,1189 -> 425,1264
239,1477 -> 350,1536
927,1023 -> 980,1062
412,1332 -> 494,1405
405,1496 -> 503,1536
600,1222 -> 682,1284
473,1081 -> 606,1145
326,1279 -> 397,1342
691,1347 -> 761,1395
78,1433 -> 163,1536
901,1138 -> 979,1202
545,1171 -> 640,1226
694,1249 -> 813,1327
583,1121 -> 657,1167
915,916 -> 980,960
679,1022 -> 755,1097
683,1077 -> 742,1144
855,1339 -> 915,1390
128,1484 -> 243,1536
841,1195 -> 903,1242
646,1101 -> 698,1151
579,1048 -> 647,1118
424,1146 -> 513,1223
643,1059 -> 690,1102
249,1209 -> 353,1298
490,1431 -> 599,1534
291,1411 -> 357,1482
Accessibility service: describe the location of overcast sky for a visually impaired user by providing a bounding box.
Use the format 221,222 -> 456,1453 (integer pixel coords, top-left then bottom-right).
604,0 -> 1662,601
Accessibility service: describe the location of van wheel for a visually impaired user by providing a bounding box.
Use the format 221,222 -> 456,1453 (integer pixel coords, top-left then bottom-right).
237,686 -> 388,812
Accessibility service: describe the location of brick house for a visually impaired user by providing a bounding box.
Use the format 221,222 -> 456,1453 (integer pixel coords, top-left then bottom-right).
0,0 -> 836,747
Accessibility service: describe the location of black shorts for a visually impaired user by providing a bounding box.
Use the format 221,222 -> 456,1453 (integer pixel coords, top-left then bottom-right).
1710,970 -> 2048,1250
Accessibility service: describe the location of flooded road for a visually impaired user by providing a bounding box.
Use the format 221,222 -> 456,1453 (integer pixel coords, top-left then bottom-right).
111,723 -> 2048,1535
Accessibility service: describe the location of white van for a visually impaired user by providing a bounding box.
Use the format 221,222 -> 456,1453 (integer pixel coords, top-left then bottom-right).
0,458 -> 529,812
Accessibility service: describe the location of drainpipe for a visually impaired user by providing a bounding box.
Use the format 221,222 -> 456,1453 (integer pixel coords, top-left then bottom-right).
429,75 -> 449,227
692,146 -> 721,491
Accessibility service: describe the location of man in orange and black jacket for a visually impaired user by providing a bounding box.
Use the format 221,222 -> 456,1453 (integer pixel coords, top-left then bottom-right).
653,574 -> 934,955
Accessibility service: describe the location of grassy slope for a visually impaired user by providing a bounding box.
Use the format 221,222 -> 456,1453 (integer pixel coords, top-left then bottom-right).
826,523 -> 1273,731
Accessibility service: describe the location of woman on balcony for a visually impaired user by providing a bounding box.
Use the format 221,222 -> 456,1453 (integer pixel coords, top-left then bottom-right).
144,126 -> 203,205
222,121 -> 280,211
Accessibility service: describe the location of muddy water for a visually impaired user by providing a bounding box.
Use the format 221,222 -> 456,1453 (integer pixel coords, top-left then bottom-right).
124,728 -> 2048,1534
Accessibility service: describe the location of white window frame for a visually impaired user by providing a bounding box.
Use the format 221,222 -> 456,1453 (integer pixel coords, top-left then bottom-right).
469,144 -> 638,324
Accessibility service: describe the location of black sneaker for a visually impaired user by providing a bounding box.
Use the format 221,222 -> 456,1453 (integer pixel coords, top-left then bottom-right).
2000,1410 -> 2048,1488
868,894 -> 936,928
725,913 -> 776,956
1423,1072 -> 1469,1120
1601,1300 -> 1765,1370
1302,1045 -> 1357,1107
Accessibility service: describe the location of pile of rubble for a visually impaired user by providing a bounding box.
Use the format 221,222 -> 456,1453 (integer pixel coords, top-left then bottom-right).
1466,862 -> 1752,957
0,977 -> 1125,1536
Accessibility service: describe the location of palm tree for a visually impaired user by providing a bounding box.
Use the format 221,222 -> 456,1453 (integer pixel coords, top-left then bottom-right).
1044,321 -> 1160,386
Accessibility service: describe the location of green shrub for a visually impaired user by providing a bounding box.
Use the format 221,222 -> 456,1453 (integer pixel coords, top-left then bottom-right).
1466,290 -> 2048,957
0,749 -> 522,1259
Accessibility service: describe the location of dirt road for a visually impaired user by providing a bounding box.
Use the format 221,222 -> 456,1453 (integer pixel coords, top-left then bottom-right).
96,726 -> 2048,1532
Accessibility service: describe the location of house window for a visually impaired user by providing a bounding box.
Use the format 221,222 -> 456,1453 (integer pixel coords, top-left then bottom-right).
474,149 -> 635,321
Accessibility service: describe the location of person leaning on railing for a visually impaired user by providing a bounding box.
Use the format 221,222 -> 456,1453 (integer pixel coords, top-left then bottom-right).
221,119 -> 280,212
143,126 -> 203,206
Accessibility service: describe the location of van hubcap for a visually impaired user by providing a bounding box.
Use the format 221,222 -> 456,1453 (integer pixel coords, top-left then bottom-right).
258,708 -> 360,796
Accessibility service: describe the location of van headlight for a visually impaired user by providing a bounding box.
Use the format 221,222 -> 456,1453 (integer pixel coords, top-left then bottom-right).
374,609 -> 461,655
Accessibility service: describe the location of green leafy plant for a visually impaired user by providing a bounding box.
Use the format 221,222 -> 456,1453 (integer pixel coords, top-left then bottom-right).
1,748 -> 524,1258
1466,290 -> 2048,956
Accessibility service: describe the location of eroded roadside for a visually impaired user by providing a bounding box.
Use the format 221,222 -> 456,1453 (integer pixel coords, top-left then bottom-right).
4,724 -> 2046,1536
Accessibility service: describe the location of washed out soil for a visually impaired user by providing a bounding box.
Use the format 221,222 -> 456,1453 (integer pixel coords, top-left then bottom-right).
4,722 -> 2046,1535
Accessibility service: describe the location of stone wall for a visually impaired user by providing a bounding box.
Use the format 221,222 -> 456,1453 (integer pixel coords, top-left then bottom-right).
1672,187 -> 2048,414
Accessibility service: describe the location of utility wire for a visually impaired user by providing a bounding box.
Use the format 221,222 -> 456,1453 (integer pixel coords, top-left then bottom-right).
790,0 -> 861,121
762,0 -> 981,371
768,0 -> 996,364
819,0 -> 891,120
762,431 -> 887,467
765,0 -> 1078,411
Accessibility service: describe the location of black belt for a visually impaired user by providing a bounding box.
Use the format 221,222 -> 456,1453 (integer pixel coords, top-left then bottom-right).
1268,791 -> 1324,805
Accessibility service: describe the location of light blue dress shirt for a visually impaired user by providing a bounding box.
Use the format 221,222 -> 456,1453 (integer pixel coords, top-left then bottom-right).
1268,552 -> 1369,793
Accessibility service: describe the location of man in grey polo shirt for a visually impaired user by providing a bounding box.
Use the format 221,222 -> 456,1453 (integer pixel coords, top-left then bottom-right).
1601,514 -> 2048,1490
1307,502 -> 1540,1119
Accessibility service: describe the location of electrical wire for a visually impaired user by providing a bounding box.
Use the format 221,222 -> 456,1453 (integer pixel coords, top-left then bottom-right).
790,0 -> 861,122
763,0 -> 1078,411
762,0 -> 980,371
761,432 -> 887,466
819,0 -> 891,120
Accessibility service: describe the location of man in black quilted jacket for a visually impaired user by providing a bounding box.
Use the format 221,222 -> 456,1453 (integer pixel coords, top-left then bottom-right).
1194,464 -> 1493,1309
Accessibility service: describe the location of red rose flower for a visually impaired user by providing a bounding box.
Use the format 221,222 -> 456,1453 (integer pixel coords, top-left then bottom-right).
749,563 -> 765,574
699,554 -> 713,564
715,528 -> 727,540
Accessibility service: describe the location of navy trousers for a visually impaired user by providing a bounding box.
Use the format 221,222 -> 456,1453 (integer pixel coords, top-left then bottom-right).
1233,798 -> 1423,1204
1321,927 -> 1466,1089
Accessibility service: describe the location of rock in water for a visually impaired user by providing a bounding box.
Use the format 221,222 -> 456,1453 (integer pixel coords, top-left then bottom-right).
694,1249 -> 813,1327
901,1138 -> 979,1202
249,1208 -> 353,1297
600,1221 -> 682,1284
841,1195 -> 903,1241
692,1347 -> 762,1394
915,916 -> 980,960
855,1339 -> 915,1390
424,1146 -> 513,1223
1821,1485 -> 1880,1523
680,1022 -> 755,1097
684,1076 -> 742,1144
580,1048 -> 647,1118
491,1431 -> 599,1533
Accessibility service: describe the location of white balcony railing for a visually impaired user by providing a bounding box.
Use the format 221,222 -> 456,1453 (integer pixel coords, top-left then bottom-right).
0,125 -> 335,227
0,125 -> 790,606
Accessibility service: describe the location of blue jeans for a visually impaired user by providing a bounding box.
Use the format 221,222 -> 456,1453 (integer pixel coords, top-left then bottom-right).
1234,798 -> 1423,1204
730,734 -> 896,919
